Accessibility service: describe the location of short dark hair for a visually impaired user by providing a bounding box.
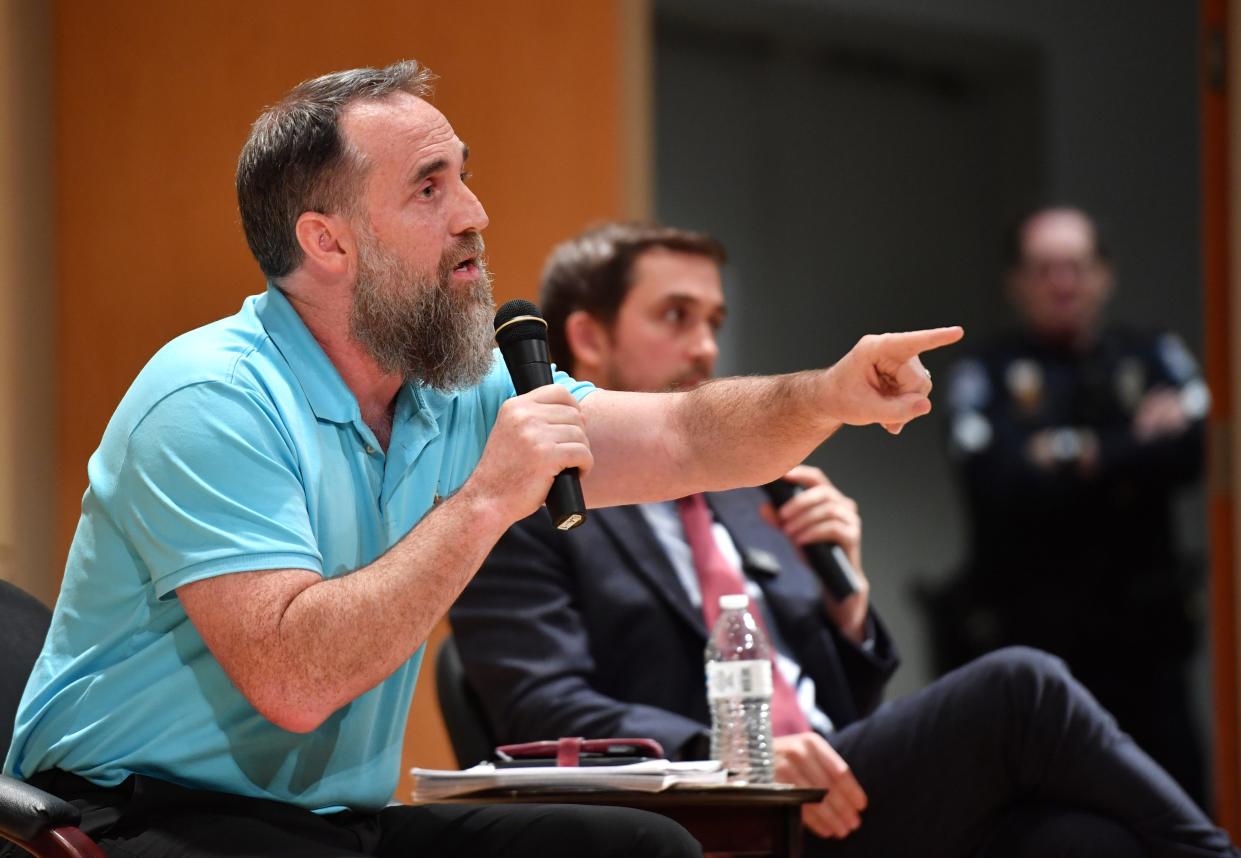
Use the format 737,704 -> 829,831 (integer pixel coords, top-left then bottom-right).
1003,204 -> 1112,270
236,60 -> 436,279
540,223 -> 727,373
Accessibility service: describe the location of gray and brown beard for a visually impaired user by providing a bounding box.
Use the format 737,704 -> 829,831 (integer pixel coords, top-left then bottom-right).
349,229 -> 496,391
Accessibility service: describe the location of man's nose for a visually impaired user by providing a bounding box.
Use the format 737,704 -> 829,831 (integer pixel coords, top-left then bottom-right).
689,324 -> 719,363
451,185 -> 489,235
1043,259 -> 1086,284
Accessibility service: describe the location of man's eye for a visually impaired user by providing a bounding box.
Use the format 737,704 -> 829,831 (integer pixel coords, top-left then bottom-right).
460,170 -> 473,183
419,182 -> 435,198
662,307 -> 687,325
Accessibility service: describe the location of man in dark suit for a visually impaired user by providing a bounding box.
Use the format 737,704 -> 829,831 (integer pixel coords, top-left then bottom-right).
450,223 -> 1239,857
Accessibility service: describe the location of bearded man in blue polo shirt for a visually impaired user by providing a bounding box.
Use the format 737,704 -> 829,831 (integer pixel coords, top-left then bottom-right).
3,61 -> 962,858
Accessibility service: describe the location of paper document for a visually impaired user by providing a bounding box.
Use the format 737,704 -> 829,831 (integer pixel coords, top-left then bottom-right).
411,759 -> 727,801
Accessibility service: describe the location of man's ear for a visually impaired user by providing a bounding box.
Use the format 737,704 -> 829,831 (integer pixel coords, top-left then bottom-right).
564,310 -> 610,374
294,211 -> 353,277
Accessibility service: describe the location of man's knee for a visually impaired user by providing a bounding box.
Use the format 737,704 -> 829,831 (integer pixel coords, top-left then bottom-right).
972,645 -> 1072,688
942,646 -> 1098,727
966,646 -> 1118,742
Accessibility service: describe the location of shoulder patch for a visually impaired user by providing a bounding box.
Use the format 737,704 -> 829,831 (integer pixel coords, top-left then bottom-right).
948,358 -> 991,411
1005,359 -> 1044,414
951,411 -> 994,456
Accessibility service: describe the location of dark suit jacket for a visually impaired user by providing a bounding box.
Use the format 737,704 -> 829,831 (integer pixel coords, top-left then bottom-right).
449,487 -> 899,759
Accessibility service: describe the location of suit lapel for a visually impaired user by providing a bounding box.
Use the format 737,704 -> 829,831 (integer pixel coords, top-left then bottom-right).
593,505 -> 709,639
706,489 -> 822,624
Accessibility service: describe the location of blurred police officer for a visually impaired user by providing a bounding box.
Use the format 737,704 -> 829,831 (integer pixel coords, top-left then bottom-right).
940,206 -> 1210,807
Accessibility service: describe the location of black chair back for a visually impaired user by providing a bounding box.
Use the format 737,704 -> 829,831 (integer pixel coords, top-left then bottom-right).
0,582 -> 113,858
434,635 -> 495,768
0,580 -> 51,757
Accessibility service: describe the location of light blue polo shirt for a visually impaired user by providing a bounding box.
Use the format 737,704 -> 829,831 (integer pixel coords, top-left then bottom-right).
4,284 -> 593,813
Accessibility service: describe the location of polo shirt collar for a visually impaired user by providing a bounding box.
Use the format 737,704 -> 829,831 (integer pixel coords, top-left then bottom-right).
258,283 -> 362,425
258,284 -> 441,434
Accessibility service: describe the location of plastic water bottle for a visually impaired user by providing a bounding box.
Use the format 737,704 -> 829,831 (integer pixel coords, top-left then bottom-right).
704,593 -> 775,783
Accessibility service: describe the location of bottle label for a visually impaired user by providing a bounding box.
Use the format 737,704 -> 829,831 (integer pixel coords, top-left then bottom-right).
706,659 -> 773,701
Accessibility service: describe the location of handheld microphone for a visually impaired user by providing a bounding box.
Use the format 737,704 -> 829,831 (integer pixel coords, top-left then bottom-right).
494,299 -> 587,532
761,479 -> 862,601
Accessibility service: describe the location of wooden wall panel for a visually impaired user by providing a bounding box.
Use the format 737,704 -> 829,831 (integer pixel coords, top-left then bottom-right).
0,0 -> 55,605
1212,0 -> 1241,835
54,0 -> 637,796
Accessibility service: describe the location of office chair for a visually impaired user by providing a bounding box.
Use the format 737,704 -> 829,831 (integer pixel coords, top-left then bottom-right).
0,579 -> 105,858
434,635 -> 496,768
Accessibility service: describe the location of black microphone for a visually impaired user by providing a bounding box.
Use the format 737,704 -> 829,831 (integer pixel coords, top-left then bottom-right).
494,299 -> 587,532
761,479 -> 862,601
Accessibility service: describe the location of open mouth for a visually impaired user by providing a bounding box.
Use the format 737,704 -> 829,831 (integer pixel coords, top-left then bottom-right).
452,257 -> 479,278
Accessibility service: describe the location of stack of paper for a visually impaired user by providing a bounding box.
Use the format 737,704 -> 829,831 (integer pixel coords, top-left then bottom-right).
410,759 -> 727,801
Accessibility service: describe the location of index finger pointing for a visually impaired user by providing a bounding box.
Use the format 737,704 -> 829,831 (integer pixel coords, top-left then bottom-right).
887,326 -> 964,360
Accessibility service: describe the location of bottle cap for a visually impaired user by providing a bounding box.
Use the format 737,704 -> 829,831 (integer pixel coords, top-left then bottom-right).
718,594 -> 749,611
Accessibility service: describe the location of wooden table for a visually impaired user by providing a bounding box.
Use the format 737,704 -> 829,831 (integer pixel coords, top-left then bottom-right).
436,785 -> 824,858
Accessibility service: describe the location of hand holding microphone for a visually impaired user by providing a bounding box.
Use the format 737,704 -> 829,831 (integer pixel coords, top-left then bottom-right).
493,299 -> 588,531
762,468 -> 864,602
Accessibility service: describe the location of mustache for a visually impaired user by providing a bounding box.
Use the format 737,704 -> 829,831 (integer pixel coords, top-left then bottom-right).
440,231 -> 487,276
665,362 -> 713,392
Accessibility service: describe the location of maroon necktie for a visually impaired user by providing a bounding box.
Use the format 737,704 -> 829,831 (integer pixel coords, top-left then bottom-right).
677,493 -> 811,737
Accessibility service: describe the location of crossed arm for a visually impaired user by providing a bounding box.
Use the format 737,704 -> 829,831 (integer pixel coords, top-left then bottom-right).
179,327 -> 962,732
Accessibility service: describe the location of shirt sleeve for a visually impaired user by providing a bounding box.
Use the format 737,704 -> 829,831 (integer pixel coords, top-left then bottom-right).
476,348 -> 597,427
113,381 -> 324,600
551,363 -> 597,401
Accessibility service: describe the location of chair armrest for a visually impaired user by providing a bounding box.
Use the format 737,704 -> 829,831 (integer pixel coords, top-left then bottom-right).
0,773 -> 81,844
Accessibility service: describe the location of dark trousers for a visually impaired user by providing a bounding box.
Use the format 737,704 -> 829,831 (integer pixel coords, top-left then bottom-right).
809,647 -> 1237,858
10,770 -> 702,858
1081,655 -> 1208,810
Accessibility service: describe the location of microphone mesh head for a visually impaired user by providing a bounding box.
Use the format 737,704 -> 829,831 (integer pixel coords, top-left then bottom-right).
493,299 -> 547,348
494,299 -> 542,330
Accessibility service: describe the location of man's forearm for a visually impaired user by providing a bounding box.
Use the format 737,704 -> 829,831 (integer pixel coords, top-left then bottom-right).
582,371 -> 842,507
188,485 -> 513,733
583,327 -> 956,508
675,370 -> 843,490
